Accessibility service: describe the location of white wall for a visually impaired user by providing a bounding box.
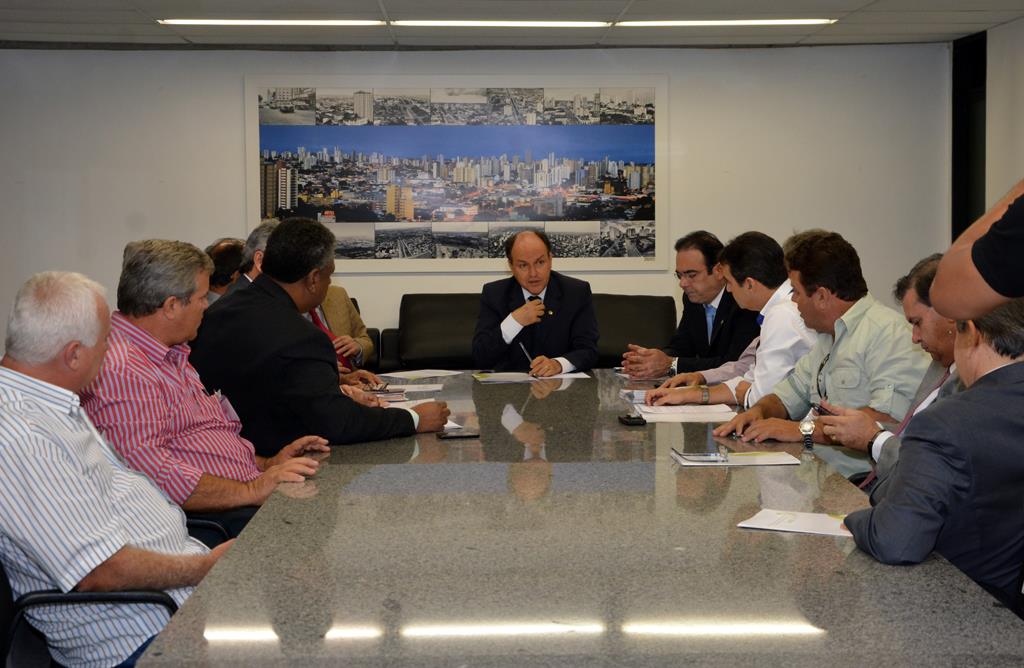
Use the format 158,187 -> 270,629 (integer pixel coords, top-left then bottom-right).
0,46 -> 950,335
987,16 -> 1024,204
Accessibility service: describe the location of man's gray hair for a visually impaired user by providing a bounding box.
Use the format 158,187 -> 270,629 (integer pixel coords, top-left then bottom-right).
5,271 -> 107,365
117,240 -> 213,317
240,219 -> 280,273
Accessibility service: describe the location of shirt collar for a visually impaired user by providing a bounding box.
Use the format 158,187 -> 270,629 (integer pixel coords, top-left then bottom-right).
706,288 -> 724,311
0,366 -> 82,417
761,279 -> 793,318
834,294 -> 877,339
521,286 -> 547,302
111,311 -> 190,365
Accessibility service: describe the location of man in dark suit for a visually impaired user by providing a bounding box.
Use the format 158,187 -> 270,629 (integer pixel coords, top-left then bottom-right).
622,231 -> 760,378
845,298 -> 1024,608
189,218 -> 449,457
472,230 -> 598,375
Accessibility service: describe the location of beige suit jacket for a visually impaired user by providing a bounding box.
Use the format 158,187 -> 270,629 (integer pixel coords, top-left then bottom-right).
321,285 -> 374,360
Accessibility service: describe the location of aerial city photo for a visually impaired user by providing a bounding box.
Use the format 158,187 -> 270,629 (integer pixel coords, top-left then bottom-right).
258,86 -> 656,261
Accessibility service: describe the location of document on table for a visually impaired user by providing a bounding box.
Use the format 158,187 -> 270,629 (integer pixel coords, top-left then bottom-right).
380,369 -> 462,380
670,450 -> 800,467
636,404 -> 737,422
385,384 -> 444,393
620,389 -> 647,403
737,509 -> 851,537
473,371 -> 590,383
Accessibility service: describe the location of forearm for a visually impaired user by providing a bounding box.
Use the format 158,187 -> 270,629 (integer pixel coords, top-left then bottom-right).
751,394 -> 789,419
181,473 -> 259,512
77,545 -> 215,592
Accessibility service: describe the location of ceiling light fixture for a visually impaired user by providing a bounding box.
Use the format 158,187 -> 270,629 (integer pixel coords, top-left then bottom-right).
391,20 -> 611,28
618,19 -> 836,27
158,19 -> 385,26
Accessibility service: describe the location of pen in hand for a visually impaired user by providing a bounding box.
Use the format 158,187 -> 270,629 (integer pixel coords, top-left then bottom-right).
518,341 -> 535,374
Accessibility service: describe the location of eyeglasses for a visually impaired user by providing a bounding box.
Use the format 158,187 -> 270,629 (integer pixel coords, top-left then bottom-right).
815,352 -> 831,401
674,270 -> 702,281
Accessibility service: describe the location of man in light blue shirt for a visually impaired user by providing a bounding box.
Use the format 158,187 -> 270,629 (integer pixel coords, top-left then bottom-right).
0,271 -> 231,667
715,230 -> 929,443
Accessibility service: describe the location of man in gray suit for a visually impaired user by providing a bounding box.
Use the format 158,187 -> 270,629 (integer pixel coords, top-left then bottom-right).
819,254 -> 958,480
845,298 -> 1024,608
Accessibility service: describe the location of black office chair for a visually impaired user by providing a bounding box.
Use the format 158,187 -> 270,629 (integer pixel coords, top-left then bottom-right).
592,293 -> 677,367
1,561 -> 178,667
185,516 -> 232,549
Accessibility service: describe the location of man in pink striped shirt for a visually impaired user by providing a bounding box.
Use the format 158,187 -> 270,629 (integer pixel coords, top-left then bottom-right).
82,240 -> 329,528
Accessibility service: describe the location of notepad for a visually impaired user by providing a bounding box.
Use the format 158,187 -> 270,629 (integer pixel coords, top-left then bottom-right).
670,449 -> 800,467
636,404 -> 737,422
737,509 -> 851,537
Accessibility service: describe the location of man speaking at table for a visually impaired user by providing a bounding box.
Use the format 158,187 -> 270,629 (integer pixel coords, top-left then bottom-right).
473,230 -> 598,376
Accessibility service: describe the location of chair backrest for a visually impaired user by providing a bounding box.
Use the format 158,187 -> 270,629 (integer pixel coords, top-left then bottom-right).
398,294 -> 481,369
592,293 -> 677,368
0,560 -> 14,661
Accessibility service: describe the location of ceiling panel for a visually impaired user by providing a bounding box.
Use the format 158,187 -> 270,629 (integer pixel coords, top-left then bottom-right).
599,33 -> 806,45
0,31 -> 186,42
0,9 -> 152,23
396,34 -> 612,46
802,33 -> 967,43
0,1 -> 131,8
841,9 -> 1023,22
132,0 -> 383,16
623,0 -> 868,14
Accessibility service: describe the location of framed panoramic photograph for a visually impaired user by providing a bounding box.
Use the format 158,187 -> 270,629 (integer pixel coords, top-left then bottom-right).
244,75 -> 668,272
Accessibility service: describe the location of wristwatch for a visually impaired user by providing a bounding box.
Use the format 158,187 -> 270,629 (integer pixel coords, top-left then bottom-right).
799,418 -> 815,450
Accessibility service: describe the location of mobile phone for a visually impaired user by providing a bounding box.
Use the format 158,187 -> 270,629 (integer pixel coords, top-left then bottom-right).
811,403 -> 835,416
618,414 -> 647,426
437,430 -> 481,440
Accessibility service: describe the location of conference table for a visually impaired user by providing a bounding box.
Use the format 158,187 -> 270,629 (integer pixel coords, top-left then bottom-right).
140,369 -> 1024,666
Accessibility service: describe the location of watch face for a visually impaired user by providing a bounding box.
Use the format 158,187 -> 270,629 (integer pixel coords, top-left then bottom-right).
799,419 -> 815,436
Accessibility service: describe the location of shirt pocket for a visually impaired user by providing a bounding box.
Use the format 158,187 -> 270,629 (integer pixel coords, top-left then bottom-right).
831,366 -> 861,389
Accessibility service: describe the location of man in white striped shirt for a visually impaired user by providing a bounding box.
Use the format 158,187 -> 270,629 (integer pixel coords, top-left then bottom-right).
0,271 -> 230,667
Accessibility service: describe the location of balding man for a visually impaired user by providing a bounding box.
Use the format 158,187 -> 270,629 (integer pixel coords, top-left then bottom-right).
0,271 -> 229,666
472,230 -> 599,376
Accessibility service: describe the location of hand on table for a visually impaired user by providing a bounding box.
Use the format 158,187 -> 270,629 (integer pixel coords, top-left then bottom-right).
265,435 -> 329,469
622,344 -> 671,379
413,401 -> 450,432
646,386 -> 700,406
340,384 -> 389,408
529,356 -> 562,377
659,371 -> 706,389
340,369 -> 382,387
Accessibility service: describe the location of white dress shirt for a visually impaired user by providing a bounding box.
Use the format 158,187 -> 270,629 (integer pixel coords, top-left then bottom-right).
499,285 -> 574,373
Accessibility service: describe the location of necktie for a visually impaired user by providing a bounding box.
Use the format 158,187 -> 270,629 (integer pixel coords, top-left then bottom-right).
756,313 -> 764,326
705,304 -> 716,342
309,308 -> 351,370
894,366 -> 952,435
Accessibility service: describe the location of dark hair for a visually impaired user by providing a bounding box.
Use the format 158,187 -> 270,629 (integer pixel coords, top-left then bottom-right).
261,217 -> 335,283
718,232 -> 787,289
205,238 -> 244,288
674,231 -> 723,272
504,229 -> 552,261
893,253 -> 942,306
956,298 -> 1024,358
783,231 -> 868,301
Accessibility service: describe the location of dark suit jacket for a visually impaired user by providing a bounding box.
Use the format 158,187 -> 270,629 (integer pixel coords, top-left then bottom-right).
221,274 -> 252,299
472,271 -> 599,372
188,275 -> 414,457
846,362 -> 1024,605
662,290 -> 760,373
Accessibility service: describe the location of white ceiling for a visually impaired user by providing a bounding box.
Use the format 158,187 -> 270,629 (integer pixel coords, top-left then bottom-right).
1,0 -> 1022,48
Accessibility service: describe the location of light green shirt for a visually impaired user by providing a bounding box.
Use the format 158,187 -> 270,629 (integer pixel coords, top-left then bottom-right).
773,295 -> 930,421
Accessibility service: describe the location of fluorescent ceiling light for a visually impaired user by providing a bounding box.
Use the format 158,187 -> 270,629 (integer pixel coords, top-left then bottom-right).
622,622 -> 826,636
618,19 -> 835,27
403,622 -> 605,638
158,19 -> 385,26
391,20 -> 610,28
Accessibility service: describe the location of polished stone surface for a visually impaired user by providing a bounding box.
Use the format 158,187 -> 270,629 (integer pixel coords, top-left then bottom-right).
141,370 -> 1024,666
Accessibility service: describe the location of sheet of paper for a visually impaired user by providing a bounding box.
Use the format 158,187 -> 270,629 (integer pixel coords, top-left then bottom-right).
638,403 -> 734,414
620,389 -> 647,403
386,398 -> 432,409
737,509 -> 851,537
380,369 -> 462,380
636,404 -> 736,422
671,450 -> 800,467
386,384 -> 444,393
473,372 -> 535,383
549,371 -> 590,379
444,419 -> 462,430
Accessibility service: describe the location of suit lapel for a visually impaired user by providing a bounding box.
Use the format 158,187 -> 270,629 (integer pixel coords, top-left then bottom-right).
708,291 -> 734,347
535,273 -> 562,353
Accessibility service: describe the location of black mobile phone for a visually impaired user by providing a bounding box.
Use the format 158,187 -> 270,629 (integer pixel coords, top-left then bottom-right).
811,403 -> 835,416
618,414 -> 647,426
437,430 -> 481,440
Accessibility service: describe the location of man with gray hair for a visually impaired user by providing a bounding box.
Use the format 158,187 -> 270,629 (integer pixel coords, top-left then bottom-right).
223,218 -> 279,299
0,271 -> 230,667
81,240 -> 328,535
190,217 -> 450,456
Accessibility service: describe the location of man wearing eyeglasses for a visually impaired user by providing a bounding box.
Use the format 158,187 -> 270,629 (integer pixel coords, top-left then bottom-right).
472,230 -> 598,377
622,231 -> 760,380
714,230 -> 929,444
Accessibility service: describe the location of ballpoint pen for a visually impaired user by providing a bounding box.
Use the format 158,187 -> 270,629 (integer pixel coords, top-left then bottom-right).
518,341 -> 533,367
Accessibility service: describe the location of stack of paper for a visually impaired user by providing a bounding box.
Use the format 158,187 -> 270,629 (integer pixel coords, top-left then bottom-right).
670,450 -> 800,467
737,509 -> 851,537
636,403 -> 737,423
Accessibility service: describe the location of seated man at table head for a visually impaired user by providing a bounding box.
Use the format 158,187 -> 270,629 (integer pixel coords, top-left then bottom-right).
845,298 -> 1024,608
0,271 -> 230,667
204,237 -> 244,305
190,217 -> 449,456
647,231 -> 815,409
622,230 -> 760,379
472,229 -> 598,376
81,239 -> 328,521
818,254 -> 959,480
714,229 -> 929,443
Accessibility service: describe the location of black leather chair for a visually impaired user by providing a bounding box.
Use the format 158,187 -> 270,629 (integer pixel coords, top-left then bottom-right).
1,561 -> 177,667
592,293 -> 677,368
379,294 -> 480,371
